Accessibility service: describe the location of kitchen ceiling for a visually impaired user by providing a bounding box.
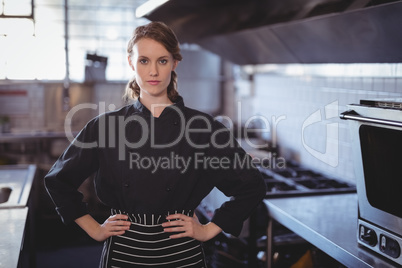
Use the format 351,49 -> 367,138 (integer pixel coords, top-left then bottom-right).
139,0 -> 402,64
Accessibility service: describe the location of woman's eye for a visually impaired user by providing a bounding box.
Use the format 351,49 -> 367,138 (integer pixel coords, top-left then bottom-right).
139,59 -> 147,64
159,59 -> 168,64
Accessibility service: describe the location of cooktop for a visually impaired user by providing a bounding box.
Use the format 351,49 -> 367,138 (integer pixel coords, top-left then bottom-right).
259,161 -> 356,198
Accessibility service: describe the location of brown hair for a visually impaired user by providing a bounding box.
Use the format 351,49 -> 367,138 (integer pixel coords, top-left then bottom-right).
124,21 -> 183,102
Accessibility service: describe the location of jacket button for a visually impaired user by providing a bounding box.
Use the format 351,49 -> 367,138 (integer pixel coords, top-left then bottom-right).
124,183 -> 129,188
173,121 -> 178,125
166,187 -> 171,192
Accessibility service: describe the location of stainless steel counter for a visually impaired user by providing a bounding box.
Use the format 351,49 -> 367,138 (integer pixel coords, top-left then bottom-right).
0,131 -> 70,143
0,165 -> 36,208
264,194 -> 398,267
0,165 -> 36,267
0,207 -> 28,268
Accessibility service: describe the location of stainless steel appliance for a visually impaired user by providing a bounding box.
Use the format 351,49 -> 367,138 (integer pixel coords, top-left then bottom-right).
340,99 -> 402,266
259,162 -> 356,198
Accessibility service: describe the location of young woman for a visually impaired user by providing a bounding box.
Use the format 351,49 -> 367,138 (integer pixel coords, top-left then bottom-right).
45,21 -> 266,268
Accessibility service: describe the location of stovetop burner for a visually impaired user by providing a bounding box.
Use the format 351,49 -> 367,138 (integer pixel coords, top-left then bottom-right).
259,162 -> 356,198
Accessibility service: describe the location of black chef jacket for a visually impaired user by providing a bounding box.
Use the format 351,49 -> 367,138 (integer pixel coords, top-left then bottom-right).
44,96 -> 266,237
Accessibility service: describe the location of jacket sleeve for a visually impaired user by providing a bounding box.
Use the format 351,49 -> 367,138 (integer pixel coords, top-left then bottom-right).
44,118 -> 100,225
205,121 -> 266,237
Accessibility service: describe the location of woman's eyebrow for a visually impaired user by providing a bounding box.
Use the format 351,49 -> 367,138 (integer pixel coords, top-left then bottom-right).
137,55 -> 169,59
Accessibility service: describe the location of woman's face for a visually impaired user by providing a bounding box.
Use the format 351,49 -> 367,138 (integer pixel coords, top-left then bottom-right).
128,38 -> 178,100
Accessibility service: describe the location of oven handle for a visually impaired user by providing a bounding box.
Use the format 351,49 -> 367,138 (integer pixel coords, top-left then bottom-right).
340,110 -> 402,128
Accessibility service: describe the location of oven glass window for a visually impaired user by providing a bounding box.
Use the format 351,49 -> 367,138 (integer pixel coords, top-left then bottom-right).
359,125 -> 402,218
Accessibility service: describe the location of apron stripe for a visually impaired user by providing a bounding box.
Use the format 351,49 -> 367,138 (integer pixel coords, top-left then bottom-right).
111,252 -> 202,266
114,238 -> 194,251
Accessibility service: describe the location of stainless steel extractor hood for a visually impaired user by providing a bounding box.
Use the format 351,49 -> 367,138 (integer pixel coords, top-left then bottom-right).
137,0 -> 402,64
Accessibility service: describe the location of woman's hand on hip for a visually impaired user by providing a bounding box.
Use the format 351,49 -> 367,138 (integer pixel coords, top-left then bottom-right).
162,213 -> 222,242
75,214 -> 131,242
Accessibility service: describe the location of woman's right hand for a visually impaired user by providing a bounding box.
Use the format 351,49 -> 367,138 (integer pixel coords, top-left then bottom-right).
75,214 -> 131,242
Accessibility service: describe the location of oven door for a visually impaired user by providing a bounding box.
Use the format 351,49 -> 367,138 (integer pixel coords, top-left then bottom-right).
342,106 -> 402,236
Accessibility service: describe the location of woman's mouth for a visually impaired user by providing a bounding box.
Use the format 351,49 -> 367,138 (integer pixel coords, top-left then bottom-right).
147,80 -> 160,85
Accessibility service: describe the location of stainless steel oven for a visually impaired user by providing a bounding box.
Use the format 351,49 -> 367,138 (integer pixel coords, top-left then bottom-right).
340,99 -> 402,265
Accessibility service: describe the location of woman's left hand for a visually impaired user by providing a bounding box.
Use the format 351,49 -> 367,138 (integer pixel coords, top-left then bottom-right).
162,213 -> 222,242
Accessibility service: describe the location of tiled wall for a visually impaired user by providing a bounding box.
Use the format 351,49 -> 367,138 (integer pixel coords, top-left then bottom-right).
250,71 -> 402,184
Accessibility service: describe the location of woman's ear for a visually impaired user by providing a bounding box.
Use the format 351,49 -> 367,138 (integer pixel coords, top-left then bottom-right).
128,56 -> 135,70
172,60 -> 179,71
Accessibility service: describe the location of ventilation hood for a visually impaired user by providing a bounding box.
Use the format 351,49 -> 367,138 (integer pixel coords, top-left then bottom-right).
137,0 -> 402,65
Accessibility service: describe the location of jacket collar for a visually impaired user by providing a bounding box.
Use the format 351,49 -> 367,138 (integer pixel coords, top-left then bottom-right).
133,95 -> 184,117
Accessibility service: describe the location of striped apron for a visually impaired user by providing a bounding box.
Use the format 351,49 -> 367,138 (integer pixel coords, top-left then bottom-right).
99,209 -> 207,268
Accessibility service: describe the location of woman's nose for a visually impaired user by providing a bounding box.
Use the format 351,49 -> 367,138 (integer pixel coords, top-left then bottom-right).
149,63 -> 158,76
